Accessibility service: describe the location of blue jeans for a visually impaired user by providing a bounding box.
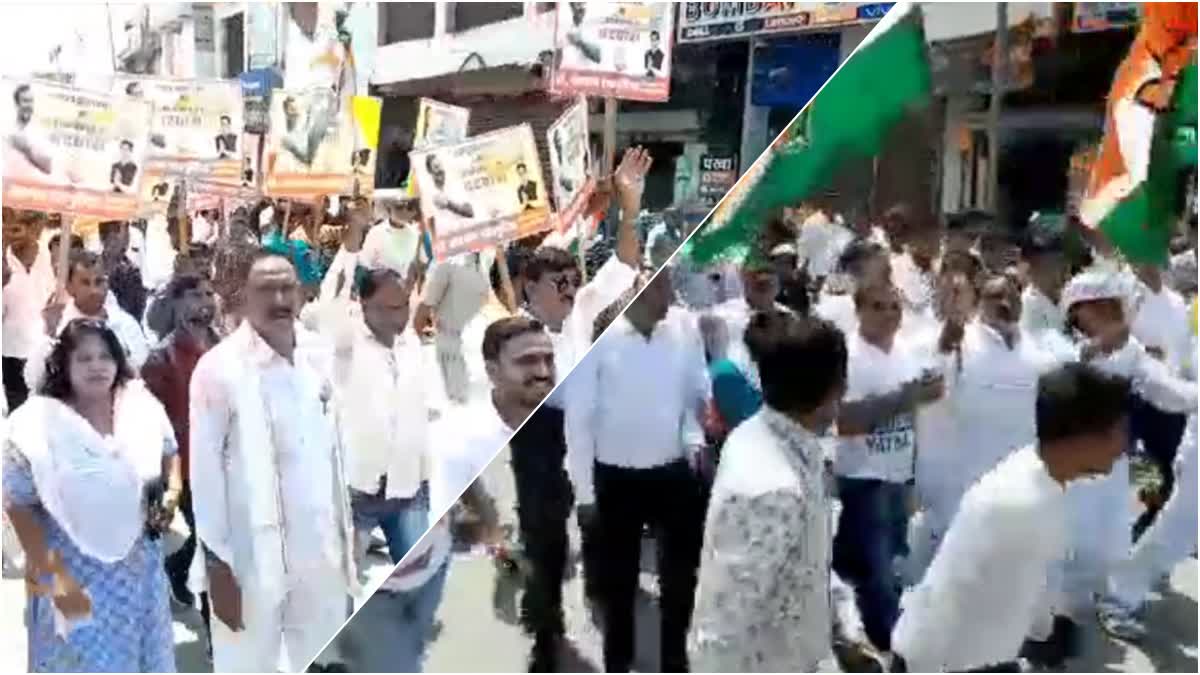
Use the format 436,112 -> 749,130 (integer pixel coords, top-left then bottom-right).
317,561 -> 450,672
832,477 -> 911,652
351,480 -> 431,564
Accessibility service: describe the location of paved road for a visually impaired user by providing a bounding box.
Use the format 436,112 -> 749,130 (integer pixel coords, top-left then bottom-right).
423,464 -> 1198,674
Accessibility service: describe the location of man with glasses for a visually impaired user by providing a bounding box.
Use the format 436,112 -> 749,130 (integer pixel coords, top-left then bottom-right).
508,147 -> 652,649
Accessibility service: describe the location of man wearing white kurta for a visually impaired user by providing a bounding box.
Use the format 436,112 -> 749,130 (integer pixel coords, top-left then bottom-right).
317,211 -> 431,574
892,364 -> 1133,672
190,252 -> 353,672
924,278 -> 1057,543
1056,270 -> 1197,642
1107,296 -> 1197,638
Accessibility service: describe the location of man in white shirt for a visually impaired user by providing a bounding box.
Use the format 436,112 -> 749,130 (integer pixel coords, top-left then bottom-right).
1056,269 -> 1197,645
1108,312 -> 1197,639
1019,236 -> 1070,345
712,255 -> 790,391
832,277 -> 943,655
815,238 -> 893,338
24,250 -> 149,391
521,147 -> 650,395
892,363 -> 1132,672
566,271 -> 710,672
414,250 -> 492,405
317,206 -> 431,576
3,213 -> 47,409
360,196 -> 426,279
891,224 -> 939,318
189,250 -> 354,672
1127,261 -> 1191,537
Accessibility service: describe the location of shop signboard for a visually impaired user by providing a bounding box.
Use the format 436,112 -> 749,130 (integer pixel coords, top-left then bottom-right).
677,2 -> 894,43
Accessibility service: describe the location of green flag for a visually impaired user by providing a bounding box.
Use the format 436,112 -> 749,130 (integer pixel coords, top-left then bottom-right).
684,2 -> 932,266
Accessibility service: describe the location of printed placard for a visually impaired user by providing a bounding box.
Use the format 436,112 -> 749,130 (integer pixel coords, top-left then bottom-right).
2,79 -> 153,219
546,97 -> 596,232
552,2 -> 674,102
264,86 -> 376,198
414,98 -> 471,150
409,124 -> 553,260
112,77 -> 244,175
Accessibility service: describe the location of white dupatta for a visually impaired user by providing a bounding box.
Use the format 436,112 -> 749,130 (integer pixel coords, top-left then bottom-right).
6,382 -> 171,563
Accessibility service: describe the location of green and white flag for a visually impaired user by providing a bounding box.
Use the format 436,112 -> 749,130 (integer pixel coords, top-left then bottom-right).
683,2 -> 932,266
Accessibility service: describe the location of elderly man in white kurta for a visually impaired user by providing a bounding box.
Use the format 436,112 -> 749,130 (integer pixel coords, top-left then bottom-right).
190,251 -> 354,672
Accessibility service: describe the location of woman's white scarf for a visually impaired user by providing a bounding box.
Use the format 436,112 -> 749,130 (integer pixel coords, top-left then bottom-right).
6,382 -> 169,563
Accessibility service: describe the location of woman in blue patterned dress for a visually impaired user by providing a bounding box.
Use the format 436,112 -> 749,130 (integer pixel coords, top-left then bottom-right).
3,319 -> 180,672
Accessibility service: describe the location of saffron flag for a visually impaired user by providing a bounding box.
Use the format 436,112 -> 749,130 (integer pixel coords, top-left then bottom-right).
1079,3 -> 1197,265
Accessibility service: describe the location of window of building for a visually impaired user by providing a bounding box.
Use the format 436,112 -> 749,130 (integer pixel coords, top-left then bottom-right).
447,2 -> 523,33
379,2 -> 436,44
221,13 -> 244,77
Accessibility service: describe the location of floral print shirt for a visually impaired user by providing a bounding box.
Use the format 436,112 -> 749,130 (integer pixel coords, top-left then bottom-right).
690,407 -> 833,672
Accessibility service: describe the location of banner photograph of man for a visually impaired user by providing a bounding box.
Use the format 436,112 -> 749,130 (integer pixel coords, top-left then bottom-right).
215,115 -> 238,159
110,140 -> 139,194
7,83 -> 55,179
516,163 -> 540,211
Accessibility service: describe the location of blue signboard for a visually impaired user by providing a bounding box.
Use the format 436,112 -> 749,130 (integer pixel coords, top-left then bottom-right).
239,68 -> 283,134
751,32 -> 842,108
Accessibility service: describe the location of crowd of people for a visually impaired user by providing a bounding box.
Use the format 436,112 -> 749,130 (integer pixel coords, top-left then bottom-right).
440,200 -> 1196,673
0,144 -> 658,673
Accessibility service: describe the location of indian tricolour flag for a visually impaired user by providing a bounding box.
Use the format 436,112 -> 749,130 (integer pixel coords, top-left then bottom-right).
1080,3 -> 1197,265
683,2 -> 931,266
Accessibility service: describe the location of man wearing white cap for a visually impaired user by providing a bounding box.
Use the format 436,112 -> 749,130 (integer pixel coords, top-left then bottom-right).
1050,266 -> 1197,651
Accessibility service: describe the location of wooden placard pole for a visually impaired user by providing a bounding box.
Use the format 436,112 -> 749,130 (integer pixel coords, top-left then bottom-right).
495,245 -> 517,315
176,179 -> 191,257
55,215 -> 73,292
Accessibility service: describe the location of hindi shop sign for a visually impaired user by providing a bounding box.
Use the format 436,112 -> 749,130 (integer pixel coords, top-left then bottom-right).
552,2 -> 674,102
699,154 -> 738,201
546,98 -> 596,233
677,2 -> 894,43
2,79 -> 153,219
409,124 -> 553,260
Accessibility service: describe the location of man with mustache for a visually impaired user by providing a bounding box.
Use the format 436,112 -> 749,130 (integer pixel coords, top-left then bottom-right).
566,271 -> 711,672
892,364 -> 1132,672
141,273 -> 219,637
433,316 -> 556,524
907,272 -> 1058,581
189,250 -> 354,672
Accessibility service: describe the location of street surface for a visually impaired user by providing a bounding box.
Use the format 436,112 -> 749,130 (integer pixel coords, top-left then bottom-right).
424,471 -> 1199,673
